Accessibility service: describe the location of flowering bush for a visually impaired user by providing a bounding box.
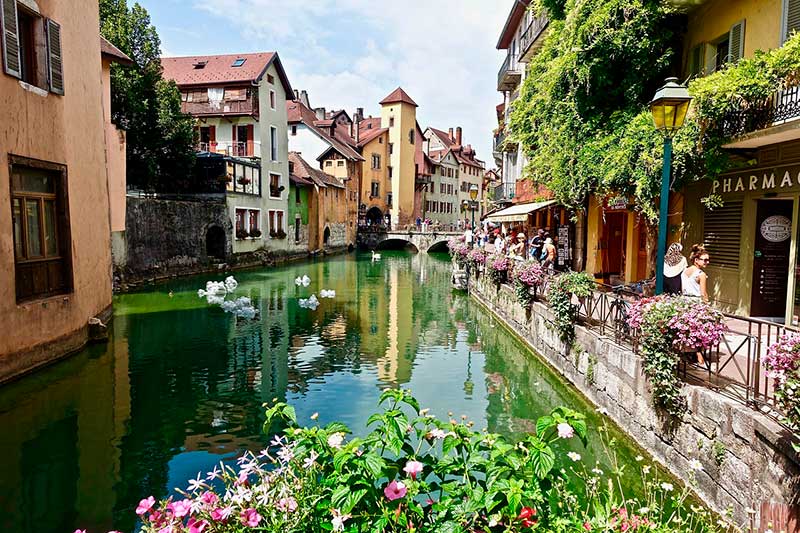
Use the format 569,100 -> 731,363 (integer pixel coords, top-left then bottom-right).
511,260 -> 546,308
486,254 -> 510,286
77,391 -> 725,533
447,236 -> 470,268
467,247 -> 487,270
627,296 -> 726,416
764,334 -> 800,439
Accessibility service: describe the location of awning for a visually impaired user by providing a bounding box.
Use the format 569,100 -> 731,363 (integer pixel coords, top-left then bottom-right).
484,200 -> 557,223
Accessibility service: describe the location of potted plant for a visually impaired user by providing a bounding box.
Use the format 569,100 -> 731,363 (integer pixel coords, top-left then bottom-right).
276,229 -> 287,239
220,173 -> 233,183
250,228 -> 262,238
236,228 -> 249,240
269,229 -> 277,238
238,176 -> 251,185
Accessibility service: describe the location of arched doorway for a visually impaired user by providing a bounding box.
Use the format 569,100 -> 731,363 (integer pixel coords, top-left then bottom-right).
205,225 -> 226,259
365,206 -> 383,226
323,226 -> 331,245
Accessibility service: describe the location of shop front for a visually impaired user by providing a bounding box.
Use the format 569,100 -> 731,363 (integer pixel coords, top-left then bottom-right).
683,140 -> 800,324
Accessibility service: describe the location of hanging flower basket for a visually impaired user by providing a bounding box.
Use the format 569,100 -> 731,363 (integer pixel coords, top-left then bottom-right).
238,177 -> 251,185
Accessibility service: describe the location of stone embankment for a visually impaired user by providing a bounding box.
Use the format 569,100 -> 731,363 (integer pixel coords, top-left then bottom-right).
470,276 -> 799,529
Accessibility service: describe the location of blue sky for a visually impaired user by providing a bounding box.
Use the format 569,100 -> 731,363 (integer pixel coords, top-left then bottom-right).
137,0 -> 514,168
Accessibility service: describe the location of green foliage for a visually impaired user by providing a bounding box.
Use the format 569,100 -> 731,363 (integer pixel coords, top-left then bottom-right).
547,271 -> 594,345
100,0 -> 196,191
711,440 -> 726,466
587,352 -> 598,385
638,298 -> 687,416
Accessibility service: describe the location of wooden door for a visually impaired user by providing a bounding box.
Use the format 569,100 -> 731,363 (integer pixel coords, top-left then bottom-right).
602,212 -> 627,279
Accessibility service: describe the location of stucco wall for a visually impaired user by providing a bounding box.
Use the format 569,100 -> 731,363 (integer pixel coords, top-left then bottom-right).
382,102 -> 416,227
471,276 -> 800,529
0,2 -> 113,376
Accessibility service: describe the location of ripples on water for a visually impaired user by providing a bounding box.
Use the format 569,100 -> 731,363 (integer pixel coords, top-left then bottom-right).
0,252 -> 652,533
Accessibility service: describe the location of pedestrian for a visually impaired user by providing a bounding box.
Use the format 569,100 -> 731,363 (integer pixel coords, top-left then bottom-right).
493,230 -> 505,254
465,226 -> 474,247
541,236 -> 556,271
663,243 -> 687,295
530,229 -> 545,262
509,232 -> 527,260
682,244 -> 710,302
416,216 -> 422,231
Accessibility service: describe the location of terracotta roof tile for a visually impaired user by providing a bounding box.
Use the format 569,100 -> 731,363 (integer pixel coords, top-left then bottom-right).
161,52 -> 293,95
286,100 -> 364,162
357,126 -> 387,147
428,127 -> 454,147
288,152 -> 345,189
379,87 -> 418,107
100,36 -> 133,65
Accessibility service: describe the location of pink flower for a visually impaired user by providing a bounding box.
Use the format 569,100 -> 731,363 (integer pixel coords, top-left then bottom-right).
241,508 -> 262,527
235,470 -> 249,486
136,496 -> 156,515
384,479 -> 407,501
148,510 -> 165,526
210,507 -> 232,522
187,518 -> 209,533
200,491 -> 218,507
168,498 -> 192,518
403,460 -> 424,479
73,530 -> 86,533
277,496 -> 298,513
557,423 -> 574,439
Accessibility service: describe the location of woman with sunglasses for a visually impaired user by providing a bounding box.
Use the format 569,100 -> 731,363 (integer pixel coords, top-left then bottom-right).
682,244 -> 710,302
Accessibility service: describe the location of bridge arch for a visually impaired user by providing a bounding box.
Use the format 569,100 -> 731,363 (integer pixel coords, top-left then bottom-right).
374,238 -> 419,253
426,240 -> 450,253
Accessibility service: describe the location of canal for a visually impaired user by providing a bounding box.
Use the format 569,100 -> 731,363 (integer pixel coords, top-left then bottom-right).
0,252 -> 654,533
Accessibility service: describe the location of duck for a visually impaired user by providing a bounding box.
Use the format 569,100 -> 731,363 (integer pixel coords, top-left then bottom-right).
371,250 -> 381,261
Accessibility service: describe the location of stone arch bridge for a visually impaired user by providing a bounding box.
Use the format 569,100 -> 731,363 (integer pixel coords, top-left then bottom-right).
357,228 -> 460,253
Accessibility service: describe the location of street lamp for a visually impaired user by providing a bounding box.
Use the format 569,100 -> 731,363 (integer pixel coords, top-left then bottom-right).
469,184 -> 479,229
650,77 -> 692,295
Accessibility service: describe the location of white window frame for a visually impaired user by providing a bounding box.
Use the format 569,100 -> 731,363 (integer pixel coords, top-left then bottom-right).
269,172 -> 282,199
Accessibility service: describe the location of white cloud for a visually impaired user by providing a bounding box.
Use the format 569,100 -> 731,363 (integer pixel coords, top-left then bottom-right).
189,0 -> 513,167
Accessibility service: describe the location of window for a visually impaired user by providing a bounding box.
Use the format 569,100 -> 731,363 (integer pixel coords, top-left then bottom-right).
291,125 -> 297,136
2,3 -> 64,94
389,117 -> 395,127
388,167 -> 393,178
409,129 -> 415,144
225,88 -> 247,101
379,137 -> 383,144
703,200 -> 742,269
10,159 -> 72,301
269,89 -> 276,110
337,160 -> 344,167
295,185 -> 301,204
387,193 -> 392,206
277,211 -> 283,232
325,161 -> 333,167
235,209 -> 246,233
785,0 -> 800,42
371,182 -> 380,197
389,143 -> 393,155
269,173 -> 281,198
268,210 -> 284,235
372,154 -> 381,169
248,209 -> 260,234
231,58 -> 246,67
267,74 -> 275,84
270,126 -> 278,161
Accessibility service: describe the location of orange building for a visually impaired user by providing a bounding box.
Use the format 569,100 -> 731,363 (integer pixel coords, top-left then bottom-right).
288,152 -> 348,250
0,1 -> 128,382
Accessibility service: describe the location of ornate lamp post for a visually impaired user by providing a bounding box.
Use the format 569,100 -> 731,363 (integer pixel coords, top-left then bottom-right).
649,77 -> 692,295
469,184 -> 479,229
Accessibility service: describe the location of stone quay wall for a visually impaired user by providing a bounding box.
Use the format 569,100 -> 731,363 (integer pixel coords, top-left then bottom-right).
470,276 -> 800,529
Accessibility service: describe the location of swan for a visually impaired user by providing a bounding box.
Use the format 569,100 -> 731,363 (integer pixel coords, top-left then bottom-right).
320,289 -> 336,299
371,250 -> 381,261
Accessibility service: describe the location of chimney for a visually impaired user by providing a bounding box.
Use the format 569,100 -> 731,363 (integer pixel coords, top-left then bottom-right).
448,127 -> 454,141
455,127 -> 462,146
293,89 -> 299,100
356,107 -> 364,121
300,90 -> 310,108
314,107 -> 326,120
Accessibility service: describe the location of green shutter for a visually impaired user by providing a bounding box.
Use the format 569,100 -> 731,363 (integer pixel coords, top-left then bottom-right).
46,19 -> 64,94
786,0 -> 800,42
728,20 -> 745,64
0,0 -> 21,78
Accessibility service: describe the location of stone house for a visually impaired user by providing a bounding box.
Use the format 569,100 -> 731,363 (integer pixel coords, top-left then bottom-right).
0,0 -> 129,381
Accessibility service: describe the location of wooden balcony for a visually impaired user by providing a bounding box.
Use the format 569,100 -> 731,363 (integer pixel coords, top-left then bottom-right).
181,98 -> 256,118
497,53 -> 523,92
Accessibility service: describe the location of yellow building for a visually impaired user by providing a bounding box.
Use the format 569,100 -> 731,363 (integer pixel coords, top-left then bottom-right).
380,88 -> 418,228
354,117 -> 391,225
680,0 -> 800,322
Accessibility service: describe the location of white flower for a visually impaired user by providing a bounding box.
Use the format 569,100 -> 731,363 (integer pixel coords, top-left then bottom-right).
428,428 -> 447,440
635,455 -> 644,462
567,452 -> 582,462
689,459 -> 703,471
591,467 -> 603,476
660,482 -> 674,492
557,423 -> 574,439
331,509 -> 350,532
642,465 -> 651,474
206,465 -> 221,481
638,507 -> 650,514
187,472 -> 206,492
303,451 -> 319,469
327,432 -> 345,448
596,407 -> 609,415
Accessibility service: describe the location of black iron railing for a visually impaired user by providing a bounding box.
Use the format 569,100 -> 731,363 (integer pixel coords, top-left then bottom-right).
719,83 -> 800,139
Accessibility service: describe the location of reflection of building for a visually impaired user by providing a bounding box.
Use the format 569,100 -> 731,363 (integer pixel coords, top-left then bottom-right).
0,0 -> 129,381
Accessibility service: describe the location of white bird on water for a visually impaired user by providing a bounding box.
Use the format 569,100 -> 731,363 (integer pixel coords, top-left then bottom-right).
371,250 -> 381,261
294,275 -> 311,286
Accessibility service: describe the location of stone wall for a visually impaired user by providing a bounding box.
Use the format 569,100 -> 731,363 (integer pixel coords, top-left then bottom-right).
120,197 -> 234,286
325,223 -> 347,248
471,276 -> 800,529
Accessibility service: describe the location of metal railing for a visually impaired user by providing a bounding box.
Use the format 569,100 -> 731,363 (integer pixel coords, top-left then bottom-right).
719,83 -> 800,139
520,13 -> 549,58
197,141 -> 261,158
497,53 -> 522,91
494,182 -> 516,202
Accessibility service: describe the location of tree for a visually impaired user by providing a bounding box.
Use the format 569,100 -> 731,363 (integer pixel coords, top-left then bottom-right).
100,0 -> 196,191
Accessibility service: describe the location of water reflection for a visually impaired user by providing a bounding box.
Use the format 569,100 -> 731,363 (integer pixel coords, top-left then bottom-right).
0,252 -> 649,533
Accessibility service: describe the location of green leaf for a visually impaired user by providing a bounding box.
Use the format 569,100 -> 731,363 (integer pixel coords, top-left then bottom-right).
530,442 -> 556,479
342,488 -> 367,514
536,415 -> 555,437
331,485 -> 351,508
362,453 -> 385,478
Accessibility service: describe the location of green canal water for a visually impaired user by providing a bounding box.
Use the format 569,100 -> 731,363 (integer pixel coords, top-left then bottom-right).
0,252 -> 656,533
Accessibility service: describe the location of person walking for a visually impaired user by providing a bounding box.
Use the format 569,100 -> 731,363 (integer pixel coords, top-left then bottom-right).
541,236 -> 556,271
663,243 -> 687,295
509,232 -> 527,260
530,229 -> 545,262
493,230 -> 505,255
416,216 -> 422,232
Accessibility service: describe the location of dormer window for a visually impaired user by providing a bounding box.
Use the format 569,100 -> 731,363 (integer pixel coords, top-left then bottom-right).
193,61 -> 207,69
231,58 -> 246,67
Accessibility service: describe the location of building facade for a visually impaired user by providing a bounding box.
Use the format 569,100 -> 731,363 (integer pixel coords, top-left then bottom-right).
380,88 -> 418,228
162,52 -> 294,255
0,0 -> 127,381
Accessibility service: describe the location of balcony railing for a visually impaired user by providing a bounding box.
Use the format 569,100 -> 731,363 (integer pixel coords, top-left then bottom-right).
718,83 -> 800,139
493,182 -> 515,202
493,130 -> 506,154
520,13 -> 549,60
197,141 -> 261,158
181,98 -> 256,117
497,53 -> 523,92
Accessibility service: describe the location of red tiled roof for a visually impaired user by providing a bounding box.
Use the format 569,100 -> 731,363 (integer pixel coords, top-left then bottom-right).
286,100 -> 364,162
100,36 -> 133,65
314,119 -> 334,127
288,152 -> 345,189
358,117 -> 382,132
161,52 -> 293,96
290,173 -> 314,186
356,126 -> 387,147
428,127 -> 454,147
380,87 -> 418,107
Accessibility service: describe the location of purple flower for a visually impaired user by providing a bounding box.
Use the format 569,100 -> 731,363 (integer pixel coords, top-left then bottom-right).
384,480 -> 408,501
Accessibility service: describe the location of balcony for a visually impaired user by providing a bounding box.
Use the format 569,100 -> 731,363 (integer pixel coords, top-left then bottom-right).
197,141 -> 261,158
497,53 -> 523,92
494,182 -> 516,204
181,98 -> 256,117
519,14 -> 549,62
721,84 -> 800,149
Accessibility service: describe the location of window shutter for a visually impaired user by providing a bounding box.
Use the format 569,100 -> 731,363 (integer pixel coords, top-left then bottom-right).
786,0 -> 800,42
46,19 -> 64,94
246,124 -> 254,156
1,0 -> 21,78
209,125 -> 216,151
703,200 -> 742,269
728,20 -> 745,64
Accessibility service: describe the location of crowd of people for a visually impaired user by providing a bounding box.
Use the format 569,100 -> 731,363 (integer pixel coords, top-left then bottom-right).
465,225 -> 558,270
